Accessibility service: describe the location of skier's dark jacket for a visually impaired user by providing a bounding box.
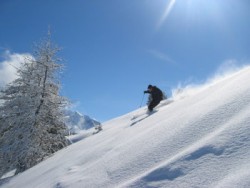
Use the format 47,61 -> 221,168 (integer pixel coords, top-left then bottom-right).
144,86 -> 163,102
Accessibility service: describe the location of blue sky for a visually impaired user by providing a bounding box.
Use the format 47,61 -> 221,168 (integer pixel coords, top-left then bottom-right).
1,0 -> 250,122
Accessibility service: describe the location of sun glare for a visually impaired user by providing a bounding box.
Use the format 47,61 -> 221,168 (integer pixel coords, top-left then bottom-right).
157,0 -> 177,29
156,0 -> 227,31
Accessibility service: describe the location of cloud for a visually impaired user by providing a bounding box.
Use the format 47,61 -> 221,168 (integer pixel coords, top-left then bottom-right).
148,49 -> 176,66
0,50 -> 33,87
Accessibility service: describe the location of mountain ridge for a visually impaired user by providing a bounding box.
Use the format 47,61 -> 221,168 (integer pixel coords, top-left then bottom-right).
64,110 -> 101,134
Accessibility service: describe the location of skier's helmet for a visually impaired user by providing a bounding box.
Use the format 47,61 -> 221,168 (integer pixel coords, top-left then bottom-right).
148,85 -> 153,89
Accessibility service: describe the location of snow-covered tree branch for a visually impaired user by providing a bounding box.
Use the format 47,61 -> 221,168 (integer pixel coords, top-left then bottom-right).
0,35 -> 69,178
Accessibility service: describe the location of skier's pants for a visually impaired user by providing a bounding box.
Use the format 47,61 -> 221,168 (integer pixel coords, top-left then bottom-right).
148,100 -> 161,111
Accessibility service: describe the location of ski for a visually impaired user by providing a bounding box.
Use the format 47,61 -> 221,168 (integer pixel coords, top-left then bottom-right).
129,99 -> 173,127
130,110 -> 157,126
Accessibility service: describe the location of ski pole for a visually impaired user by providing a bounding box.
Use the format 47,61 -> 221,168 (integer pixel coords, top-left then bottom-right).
139,93 -> 145,108
131,93 -> 145,120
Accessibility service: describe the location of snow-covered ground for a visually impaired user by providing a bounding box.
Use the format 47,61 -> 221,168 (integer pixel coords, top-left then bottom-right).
2,66 -> 250,188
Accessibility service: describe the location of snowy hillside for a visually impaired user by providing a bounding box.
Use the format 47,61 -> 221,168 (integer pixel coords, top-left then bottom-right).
2,66 -> 250,188
64,110 -> 101,134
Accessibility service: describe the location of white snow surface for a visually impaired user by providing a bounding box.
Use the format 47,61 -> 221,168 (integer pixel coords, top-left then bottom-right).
2,66 -> 250,188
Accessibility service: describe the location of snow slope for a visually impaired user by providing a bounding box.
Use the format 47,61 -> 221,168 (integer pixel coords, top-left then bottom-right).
2,66 -> 250,188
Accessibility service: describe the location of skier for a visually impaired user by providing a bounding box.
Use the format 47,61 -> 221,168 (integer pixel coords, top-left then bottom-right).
144,84 -> 163,112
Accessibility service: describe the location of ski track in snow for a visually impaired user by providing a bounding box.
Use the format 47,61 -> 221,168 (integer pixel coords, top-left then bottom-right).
2,66 -> 250,188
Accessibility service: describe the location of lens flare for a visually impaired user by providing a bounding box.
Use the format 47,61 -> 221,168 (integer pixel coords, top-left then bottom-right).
157,0 -> 176,29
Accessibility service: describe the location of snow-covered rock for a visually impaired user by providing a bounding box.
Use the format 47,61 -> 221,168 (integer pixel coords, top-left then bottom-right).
64,110 -> 101,134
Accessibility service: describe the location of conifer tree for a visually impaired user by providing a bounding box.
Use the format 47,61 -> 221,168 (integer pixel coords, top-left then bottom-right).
0,34 -> 69,177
